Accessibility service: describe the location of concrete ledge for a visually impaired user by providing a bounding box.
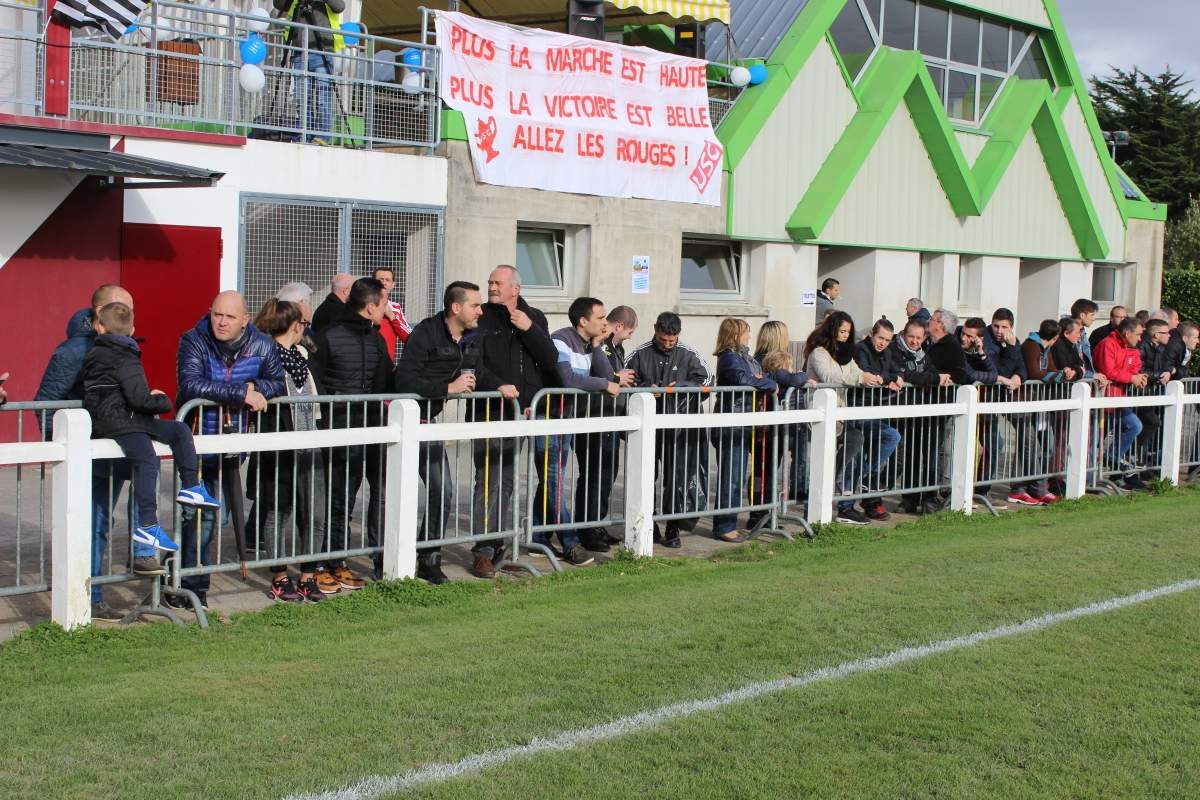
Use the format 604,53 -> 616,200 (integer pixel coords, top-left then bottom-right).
676,302 -> 770,317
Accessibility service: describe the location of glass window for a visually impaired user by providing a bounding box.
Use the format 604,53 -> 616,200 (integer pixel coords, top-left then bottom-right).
979,73 -> 1004,118
516,227 -> 564,288
681,239 -> 741,293
1015,38 -> 1052,83
980,20 -> 1009,71
1010,32 -> 1029,68
862,0 -> 882,33
1092,267 -> 1118,303
829,0 -> 876,80
947,70 -> 977,121
882,0 -> 916,49
950,11 -> 980,66
917,3 -> 948,59
1117,171 -> 1143,201
925,63 -> 947,102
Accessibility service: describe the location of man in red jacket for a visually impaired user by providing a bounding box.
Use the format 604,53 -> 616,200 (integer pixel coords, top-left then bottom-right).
1093,317 -> 1148,488
372,267 -> 412,362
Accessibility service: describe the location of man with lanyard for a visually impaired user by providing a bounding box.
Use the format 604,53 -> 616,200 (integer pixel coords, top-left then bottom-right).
273,0 -> 346,144
396,281 -> 500,584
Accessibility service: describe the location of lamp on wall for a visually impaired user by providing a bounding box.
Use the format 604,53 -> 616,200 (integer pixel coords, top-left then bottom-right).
567,0 -> 605,40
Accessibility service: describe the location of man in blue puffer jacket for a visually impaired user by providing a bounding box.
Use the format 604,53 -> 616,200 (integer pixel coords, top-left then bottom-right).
173,291 -> 284,607
35,284 -> 134,619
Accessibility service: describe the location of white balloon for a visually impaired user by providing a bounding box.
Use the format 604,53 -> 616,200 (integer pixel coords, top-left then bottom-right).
246,7 -> 271,33
239,63 -> 266,93
729,66 -> 751,88
401,71 -> 423,95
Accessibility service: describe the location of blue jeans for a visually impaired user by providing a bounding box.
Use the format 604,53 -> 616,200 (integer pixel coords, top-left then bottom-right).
292,53 -> 333,140
92,459 -> 142,603
858,419 -> 901,479
179,473 -> 220,594
532,432 -> 578,553
713,428 -> 750,534
1108,407 -> 1143,464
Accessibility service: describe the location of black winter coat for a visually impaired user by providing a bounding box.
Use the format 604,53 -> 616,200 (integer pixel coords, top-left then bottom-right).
394,314 -> 500,420
80,334 -> 172,438
1139,340 -> 1176,385
309,306 -> 393,426
887,340 -> 940,387
928,334 -> 972,385
854,337 -> 901,382
311,293 -> 345,334
477,298 -> 559,414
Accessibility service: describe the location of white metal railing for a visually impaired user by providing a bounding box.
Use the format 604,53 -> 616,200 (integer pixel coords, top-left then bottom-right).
18,380 -> 1200,630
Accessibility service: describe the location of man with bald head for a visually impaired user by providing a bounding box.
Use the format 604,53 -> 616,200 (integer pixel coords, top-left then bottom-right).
312,273 -> 356,334
36,283 -> 136,619
173,290 -> 285,608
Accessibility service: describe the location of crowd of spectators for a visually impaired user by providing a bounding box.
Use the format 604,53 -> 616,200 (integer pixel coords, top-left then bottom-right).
25,271 -> 1200,615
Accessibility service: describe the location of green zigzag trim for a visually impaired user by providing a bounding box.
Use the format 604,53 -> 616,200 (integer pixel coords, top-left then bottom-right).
786,48 -> 1108,260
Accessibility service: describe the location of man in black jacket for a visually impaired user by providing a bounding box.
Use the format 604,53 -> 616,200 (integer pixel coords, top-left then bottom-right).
395,281 -> 499,584
1089,305 -> 1127,351
469,265 -> 555,577
310,277 -> 392,586
311,273 -> 355,334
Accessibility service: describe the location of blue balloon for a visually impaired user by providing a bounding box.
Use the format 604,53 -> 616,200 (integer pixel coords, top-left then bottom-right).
340,21 -> 362,47
748,64 -> 768,86
240,33 -> 267,66
401,48 -> 423,68
124,23 -> 138,35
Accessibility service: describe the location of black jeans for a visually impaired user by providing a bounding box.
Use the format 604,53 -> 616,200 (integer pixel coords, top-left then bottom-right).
113,419 -> 199,527
324,443 -> 384,560
470,438 -> 517,559
574,431 -> 621,533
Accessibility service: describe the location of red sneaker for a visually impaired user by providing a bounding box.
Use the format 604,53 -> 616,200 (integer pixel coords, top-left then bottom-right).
1037,494 -> 1060,505
1006,492 -> 1041,506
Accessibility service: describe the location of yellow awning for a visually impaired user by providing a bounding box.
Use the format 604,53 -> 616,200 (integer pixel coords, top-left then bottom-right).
607,0 -> 730,24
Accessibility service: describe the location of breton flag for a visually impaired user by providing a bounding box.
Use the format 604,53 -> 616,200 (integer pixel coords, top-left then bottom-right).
51,0 -> 149,40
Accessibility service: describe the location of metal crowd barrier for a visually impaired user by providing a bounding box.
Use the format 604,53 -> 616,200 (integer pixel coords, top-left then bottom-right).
975,381 -> 1079,502
1183,378 -> 1200,476
625,386 -> 798,544
0,401 -> 75,598
1087,382 -> 1170,493
67,0 -> 440,148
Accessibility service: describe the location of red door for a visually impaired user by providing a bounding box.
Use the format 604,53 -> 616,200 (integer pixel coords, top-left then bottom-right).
121,224 -> 221,406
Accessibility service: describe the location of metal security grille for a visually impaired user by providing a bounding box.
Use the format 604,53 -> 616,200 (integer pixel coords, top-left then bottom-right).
240,194 -> 443,323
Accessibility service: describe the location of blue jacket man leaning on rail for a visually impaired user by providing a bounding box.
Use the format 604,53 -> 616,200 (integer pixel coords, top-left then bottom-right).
172,290 -> 284,609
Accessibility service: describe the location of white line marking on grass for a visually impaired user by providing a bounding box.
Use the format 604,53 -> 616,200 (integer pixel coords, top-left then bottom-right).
285,578 -> 1200,800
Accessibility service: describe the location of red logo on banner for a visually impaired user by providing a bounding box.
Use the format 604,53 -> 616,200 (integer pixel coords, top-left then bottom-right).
475,116 -> 501,163
688,140 -> 723,195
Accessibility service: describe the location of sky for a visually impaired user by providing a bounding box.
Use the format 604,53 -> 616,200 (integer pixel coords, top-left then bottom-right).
1058,0 -> 1200,85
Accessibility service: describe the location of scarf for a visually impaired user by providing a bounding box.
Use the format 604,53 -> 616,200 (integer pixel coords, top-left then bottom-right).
216,326 -> 249,366
278,343 -> 309,388
895,335 -> 926,365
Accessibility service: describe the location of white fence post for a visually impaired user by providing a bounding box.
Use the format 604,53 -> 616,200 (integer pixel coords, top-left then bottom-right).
51,409 -> 93,629
383,399 -> 421,580
949,384 -> 979,514
1064,381 -> 1093,499
1159,381 -> 1186,484
806,388 -> 838,525
623,393 -> 657,557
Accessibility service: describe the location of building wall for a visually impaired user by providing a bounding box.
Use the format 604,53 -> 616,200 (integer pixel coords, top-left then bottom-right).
1059,94 -> 1127,263
442,140 -> 754,366
1126,218 -> 1166,313
121,138 -> 449,291
1016,259 -> 1093,336
0,167 -> 82,266
0,176 -> 122,435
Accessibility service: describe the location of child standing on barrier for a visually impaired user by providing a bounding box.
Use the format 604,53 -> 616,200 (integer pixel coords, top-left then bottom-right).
80,303 -> 220,576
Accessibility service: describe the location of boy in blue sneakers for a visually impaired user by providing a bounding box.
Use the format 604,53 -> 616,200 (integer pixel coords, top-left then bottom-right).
80,303 -> 219,576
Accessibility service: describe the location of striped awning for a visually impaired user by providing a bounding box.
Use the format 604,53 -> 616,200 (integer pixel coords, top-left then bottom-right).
607,0 -> 730,24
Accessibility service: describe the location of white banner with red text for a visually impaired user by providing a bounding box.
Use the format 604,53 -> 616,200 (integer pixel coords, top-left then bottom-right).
435,11 -> 724,206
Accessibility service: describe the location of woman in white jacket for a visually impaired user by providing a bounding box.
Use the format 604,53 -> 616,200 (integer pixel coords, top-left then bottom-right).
802,312 -> 883,524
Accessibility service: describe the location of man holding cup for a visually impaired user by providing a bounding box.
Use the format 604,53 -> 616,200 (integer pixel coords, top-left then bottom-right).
395,281 -> 500,583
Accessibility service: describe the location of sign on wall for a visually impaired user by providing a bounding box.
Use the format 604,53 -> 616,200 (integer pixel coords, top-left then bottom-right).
435,11 -> 724,206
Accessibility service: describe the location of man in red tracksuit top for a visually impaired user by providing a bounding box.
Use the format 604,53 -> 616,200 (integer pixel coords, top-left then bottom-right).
372,267 -> 411,362
1092,317 -> 1149,488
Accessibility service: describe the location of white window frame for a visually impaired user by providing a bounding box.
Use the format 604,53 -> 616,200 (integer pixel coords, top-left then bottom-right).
515,224 -> 567,293
1091,265 -> 1122,305
679,237 -> 744,301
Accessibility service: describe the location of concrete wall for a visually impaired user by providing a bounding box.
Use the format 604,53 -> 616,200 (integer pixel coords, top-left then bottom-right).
443,140 -> 771,369
817,247 -> 920,332
1126,218 -> 1166,313
1016,259 -> 1093,336
0,167 -> 83,266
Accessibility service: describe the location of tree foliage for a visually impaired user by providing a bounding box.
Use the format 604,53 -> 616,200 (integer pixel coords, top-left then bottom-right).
1090,69 -> 1200,221
1164,195 -> 1200,270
